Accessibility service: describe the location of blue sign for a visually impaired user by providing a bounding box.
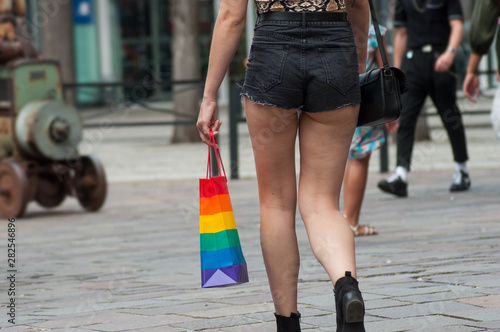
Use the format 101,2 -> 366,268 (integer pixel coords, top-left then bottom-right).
74,0 -> 93,24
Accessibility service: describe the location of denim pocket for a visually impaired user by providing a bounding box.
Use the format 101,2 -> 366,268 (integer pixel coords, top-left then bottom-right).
246,44 -> 290,92
318,47 -> 358,96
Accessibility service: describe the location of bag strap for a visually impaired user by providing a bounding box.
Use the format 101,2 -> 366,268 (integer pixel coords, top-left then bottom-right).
366,0 -> 390,73
206,130 -> 227,179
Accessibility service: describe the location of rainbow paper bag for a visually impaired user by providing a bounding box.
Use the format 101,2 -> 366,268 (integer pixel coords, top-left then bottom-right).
199,131 -> 248,288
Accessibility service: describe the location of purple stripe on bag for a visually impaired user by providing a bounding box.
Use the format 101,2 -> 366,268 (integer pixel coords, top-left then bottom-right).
201,264 -> 249,288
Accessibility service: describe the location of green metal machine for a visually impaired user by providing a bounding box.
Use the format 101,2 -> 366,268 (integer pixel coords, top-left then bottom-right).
0,59 -> 107,217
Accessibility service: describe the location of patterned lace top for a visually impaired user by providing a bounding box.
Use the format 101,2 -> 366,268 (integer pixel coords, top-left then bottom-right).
255,0 -> 346,14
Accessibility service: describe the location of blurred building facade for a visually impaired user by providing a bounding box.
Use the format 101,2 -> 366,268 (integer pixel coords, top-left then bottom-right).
24,0 -> 495,106
26,0 -> 214,105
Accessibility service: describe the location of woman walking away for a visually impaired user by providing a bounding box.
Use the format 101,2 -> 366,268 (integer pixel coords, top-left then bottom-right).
197,1 -> 369,331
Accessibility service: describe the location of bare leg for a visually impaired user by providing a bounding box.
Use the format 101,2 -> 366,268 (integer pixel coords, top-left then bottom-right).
298,105 -> 359,284
244,98 -> 300,316
343,154 -> 371,226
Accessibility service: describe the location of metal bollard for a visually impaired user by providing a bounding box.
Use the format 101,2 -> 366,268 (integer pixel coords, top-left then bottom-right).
211,147 -> 219,177
380,126 -> 389,173
229,82 -> 242,179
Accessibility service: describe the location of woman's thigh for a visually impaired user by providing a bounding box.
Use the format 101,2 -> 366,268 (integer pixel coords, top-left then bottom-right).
298,104 -> 359,210
244,97 -> 299,209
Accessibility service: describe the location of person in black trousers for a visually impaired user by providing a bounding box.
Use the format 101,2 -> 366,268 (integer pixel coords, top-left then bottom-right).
378,0 -> 470,197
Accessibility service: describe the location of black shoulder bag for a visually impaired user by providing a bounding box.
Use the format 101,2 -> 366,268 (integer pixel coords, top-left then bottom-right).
357,0 -> 408,127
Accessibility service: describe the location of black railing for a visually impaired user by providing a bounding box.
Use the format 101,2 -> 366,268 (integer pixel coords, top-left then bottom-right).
63,79 -> 221,176
62,79 -> 203,127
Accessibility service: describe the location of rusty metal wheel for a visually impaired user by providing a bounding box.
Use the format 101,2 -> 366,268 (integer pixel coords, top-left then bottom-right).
35,173 -> 66,208
74,155 -> 107,212
0,161 -> 29,218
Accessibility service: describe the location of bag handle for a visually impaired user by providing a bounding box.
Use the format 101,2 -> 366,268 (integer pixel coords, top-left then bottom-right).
364,0 -> 390,72
206,130 -> 227,179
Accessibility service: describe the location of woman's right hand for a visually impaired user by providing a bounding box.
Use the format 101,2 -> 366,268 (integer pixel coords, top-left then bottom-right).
197,98 -> 222,145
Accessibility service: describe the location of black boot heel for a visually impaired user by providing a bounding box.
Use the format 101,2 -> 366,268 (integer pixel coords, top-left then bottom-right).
334,271 -> 365,332
343,290 -> 364,323
275,312 -> 301,332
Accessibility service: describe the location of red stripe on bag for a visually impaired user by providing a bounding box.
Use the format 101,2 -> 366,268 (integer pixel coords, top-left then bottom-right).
199,176 -> 229,198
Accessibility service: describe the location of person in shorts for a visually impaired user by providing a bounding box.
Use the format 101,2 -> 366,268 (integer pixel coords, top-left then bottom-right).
197,1 -> 369,331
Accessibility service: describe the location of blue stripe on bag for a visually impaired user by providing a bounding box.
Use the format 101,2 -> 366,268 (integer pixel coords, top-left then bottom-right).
200,246 -> 247,270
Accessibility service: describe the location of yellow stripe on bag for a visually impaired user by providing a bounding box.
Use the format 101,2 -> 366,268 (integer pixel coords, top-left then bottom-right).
200,211 -> 237,234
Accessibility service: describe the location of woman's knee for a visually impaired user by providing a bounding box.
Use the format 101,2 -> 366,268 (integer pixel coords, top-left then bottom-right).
262,198 -> 297,212
297,198 -> 312,221
298,194 -> 339,222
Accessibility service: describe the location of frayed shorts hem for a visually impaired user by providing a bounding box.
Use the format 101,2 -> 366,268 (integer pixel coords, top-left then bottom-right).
310,101 -> 361,113
241,90 -> 360,113
240,91 -> 303,111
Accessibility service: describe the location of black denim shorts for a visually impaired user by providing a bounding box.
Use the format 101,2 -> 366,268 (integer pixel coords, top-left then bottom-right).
241,15 -> 361,113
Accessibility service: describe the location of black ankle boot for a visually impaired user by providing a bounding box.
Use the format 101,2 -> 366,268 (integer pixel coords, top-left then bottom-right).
275,312 -> 301,332
334,272 -> 365,332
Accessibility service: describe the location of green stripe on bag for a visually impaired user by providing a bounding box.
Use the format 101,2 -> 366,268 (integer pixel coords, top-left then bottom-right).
200,229 -> 241,252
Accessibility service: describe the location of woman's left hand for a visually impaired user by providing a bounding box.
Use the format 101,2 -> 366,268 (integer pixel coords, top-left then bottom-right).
197,98 -> 222,145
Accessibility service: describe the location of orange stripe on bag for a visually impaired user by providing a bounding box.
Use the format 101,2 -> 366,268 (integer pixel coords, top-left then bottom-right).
200,194 -> 233,215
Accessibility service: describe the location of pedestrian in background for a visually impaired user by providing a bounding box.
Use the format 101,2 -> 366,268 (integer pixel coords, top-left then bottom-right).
463,0 -> 500,142
343,23 -> 398,236
197,0 -> 369,331
378,0 -> 471,197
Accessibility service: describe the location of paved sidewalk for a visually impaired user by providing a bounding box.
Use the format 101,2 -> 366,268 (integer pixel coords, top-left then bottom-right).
0,169 -> 499,331
0,97 -> 499,331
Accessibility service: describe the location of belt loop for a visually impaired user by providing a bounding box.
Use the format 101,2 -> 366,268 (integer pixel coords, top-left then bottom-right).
302,12 -> 306,26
